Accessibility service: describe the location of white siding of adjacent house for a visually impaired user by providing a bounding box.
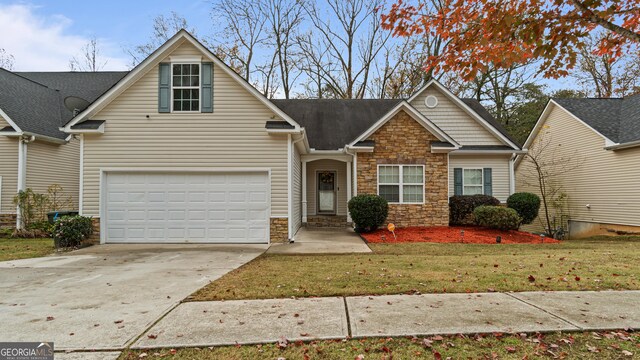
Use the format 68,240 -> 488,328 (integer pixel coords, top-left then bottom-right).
0,117 -> 18,213
516,104 -> 640,232
291,143 -> 302,235
81,40 -> 289,218
25,138 -> 80,210
306,159 -> 348,216
449,154 -> 512,202
411,87 -> 503,146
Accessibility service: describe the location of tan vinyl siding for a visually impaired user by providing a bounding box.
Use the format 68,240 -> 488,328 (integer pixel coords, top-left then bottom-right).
411,87 -> 503,146
0,117 -> 18,213
306,159 -> 347,216
83,41 -> 289,217
292,143 -> 302,235
25,138 -> 80,209
449,154 -> 511,202
516,105 -> 640,233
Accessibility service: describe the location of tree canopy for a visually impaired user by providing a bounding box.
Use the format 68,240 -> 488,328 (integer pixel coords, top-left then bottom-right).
381,0 -> 640,80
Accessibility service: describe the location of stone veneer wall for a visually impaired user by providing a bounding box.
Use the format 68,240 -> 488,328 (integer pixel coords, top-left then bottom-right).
270,217 -> 289,243
357,110 -> 449,227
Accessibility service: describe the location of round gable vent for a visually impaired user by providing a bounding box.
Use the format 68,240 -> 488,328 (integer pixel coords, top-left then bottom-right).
425,95 -> 438,108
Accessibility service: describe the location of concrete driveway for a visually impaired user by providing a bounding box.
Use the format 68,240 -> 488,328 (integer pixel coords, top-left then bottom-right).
0,244 -> 266,352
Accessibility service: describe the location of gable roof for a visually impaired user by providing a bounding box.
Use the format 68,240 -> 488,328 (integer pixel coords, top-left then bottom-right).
552,95 -> 640,146
0,68 -> 125,140
272,99 -> 400,150
460,98 -> 520,146
63,29 -> 301,131
408,79 -> 520,149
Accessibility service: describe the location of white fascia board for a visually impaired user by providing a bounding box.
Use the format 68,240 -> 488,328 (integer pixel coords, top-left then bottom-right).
604,139 -> 640,150
407,79 -> 520,150
451,149 -> 527,155
0,107 -> 22,132
64,30 -> 301,132
349,101 -> 460,148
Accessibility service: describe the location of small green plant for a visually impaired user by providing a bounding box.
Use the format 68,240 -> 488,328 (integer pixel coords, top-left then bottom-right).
449,195 -> 501,226
507,192 -> 541,225
474,205 -> 522,231
13,185 -> 74,231
52,216 -> 93,249
348,194 -> 388,233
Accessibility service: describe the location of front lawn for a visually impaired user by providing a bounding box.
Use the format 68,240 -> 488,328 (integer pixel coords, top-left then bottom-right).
0,237 -> 55,262
119,330 -> 638,359
190,236 -> 640,301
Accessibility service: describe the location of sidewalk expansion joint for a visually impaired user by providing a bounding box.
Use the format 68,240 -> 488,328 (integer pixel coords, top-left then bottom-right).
503,292 -> 583,330
343,297 -> 353,338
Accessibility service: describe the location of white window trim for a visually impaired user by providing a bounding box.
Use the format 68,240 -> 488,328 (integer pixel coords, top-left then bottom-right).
377,164 -> 425,204
170,62 -> 202,113
462,168 -> 484,195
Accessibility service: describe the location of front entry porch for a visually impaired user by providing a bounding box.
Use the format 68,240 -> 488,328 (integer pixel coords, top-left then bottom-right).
268,227 -> 371,254
302,155 -> 354,228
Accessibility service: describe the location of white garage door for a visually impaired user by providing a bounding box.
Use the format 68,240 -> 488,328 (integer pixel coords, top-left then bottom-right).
104,172 -> 269,243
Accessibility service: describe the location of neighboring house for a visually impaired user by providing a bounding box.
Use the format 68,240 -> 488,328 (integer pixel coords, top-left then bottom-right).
56,30 -> 522,244
0,69 -> 126,228
515,96 -> 640,238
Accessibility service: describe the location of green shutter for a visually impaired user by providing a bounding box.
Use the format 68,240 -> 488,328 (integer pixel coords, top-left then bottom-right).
158,63 -> 170,113
201,62 -> 213,113
453,168 -> 463,196
483,168 -> 493,196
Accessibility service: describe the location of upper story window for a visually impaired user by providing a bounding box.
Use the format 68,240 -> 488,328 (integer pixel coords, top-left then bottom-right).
172,64 -> 200,112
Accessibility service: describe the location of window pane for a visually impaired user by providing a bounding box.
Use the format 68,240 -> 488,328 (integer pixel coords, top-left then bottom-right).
173,64 -> 182,75
190,75 -> 199,86
403,185 -> 423,203
379,185 -> 399,203
464,185 -> 483,195
173,76 -> 182,86
173,100 -> 181,111
190,100 -> 199,111
463,169 -> 482,185
378,166 -> 399,183
403,166 -> 423,183
191,64 -> 200,75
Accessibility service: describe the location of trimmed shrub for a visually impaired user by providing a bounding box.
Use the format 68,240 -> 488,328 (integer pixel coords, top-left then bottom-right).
474,206 -> 521,231
348,194 -> 388,233
507,192 -> 541,225
449,195 -> 501,226
52,216 -> 93,249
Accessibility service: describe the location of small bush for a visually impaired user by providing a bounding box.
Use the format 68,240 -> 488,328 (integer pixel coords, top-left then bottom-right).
507,192 -> 541,225
348,194 -> 388,233
449,195 -> 501,226
52,216 -> 93,249
474,206 -> 521,231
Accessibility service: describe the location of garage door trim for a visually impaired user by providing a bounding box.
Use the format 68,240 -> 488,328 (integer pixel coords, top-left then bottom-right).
99,167 -> 272,244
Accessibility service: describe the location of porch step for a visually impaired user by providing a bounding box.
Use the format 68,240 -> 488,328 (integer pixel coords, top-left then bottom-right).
305,215 -> 351,229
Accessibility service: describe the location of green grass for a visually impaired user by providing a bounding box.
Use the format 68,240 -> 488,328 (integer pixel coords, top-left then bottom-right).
119,331 -> 639,359
0,237 -> 55,261
190,236 -> 640,301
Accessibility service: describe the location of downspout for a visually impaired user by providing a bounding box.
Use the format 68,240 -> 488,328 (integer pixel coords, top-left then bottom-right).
508,154 -> 516,195
289,133 -> 305,242
16,135 -> 35,229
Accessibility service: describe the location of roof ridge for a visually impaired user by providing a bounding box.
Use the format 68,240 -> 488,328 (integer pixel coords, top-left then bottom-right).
15,71 -> 130,74
0,67 -> 58,91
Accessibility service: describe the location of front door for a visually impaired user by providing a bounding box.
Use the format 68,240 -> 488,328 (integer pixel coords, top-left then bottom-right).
317,171 -> 336,214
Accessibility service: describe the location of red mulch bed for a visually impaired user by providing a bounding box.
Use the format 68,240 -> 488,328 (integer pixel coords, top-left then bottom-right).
361,226 -> 559,244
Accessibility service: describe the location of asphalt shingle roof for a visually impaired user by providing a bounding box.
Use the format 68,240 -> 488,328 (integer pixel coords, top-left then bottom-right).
0,70 -> 127,139
272,99 -> 401,150
553,95 -> 640,144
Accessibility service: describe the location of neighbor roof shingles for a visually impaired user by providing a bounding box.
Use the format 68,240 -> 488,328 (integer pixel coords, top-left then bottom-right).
553,95 -> 640,144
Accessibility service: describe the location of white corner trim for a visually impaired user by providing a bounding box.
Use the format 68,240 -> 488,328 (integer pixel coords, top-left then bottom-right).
63,30 -> 301,132
508,157 -> 515,195
349,101 -> 460,148
408,79 -> 520,150
79,135 -> 84,216
287,134 -> 292,240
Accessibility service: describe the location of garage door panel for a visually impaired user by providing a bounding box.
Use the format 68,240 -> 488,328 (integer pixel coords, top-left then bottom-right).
105,172 -> 269,244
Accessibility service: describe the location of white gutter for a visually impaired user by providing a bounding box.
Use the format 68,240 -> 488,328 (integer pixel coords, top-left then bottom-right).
451,149 -> 527,155
604,139 -> 640,151
16,135 -> 34,229
2,131 -> 68,145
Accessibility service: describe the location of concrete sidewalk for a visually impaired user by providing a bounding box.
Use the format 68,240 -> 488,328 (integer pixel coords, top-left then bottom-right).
267,227 -> 371,254
133,290 -> 640,349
